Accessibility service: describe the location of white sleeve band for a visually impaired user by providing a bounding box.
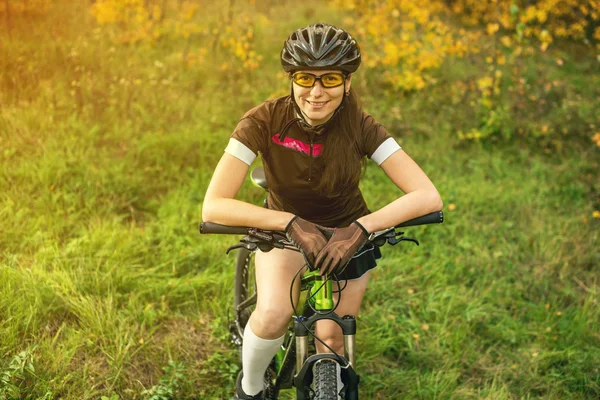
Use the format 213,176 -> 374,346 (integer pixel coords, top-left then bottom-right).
370,137 -> 402,165
224,138 -> 257,166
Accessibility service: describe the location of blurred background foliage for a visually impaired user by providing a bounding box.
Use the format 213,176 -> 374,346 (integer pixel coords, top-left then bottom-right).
2,0 -> 599,146
1,0 -> 599,399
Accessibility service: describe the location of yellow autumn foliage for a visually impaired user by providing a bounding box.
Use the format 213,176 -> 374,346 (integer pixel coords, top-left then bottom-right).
448,0 -> 600,46
90,0 -> 263,72
333,0 -> 468,90
0,0 -> 52,15
217,12 -> 263,73
333,0 -> 598,92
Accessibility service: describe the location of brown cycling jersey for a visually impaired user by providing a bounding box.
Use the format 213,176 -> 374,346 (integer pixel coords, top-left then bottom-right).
229,95 -> 397,228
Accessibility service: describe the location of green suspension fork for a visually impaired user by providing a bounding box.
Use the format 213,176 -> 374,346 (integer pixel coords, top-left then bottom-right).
295,272 -> 337,373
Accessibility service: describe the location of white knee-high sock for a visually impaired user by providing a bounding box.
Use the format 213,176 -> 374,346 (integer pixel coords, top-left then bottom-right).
241,325 -> 285,396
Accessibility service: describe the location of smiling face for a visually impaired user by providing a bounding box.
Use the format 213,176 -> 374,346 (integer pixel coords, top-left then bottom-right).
292,69 -> 352,127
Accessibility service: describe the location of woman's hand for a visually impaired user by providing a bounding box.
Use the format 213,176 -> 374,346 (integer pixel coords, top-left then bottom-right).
285,217 -> 334,269
315,221 -> 369,276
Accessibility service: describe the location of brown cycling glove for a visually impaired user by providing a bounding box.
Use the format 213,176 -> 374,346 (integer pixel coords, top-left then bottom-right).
285,216 -> 334,269
315,221 -> 369,276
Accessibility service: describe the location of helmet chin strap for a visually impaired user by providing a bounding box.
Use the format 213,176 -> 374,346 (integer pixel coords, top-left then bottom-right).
290,81 -> 347,132
277,81 -> 349,141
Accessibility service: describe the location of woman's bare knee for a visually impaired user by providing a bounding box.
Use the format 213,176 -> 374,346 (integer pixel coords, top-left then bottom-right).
248,248 -> 303,339
315,322 -> 344,354
250,307 -> 292,339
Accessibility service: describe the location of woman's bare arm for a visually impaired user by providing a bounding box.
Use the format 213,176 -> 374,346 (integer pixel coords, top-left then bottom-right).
356,150 -> 443,233
202,153 -> 294,230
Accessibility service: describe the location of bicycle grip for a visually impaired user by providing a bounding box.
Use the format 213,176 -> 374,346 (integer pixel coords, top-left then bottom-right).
199,222 -> 250,235
396,211 -> 444,228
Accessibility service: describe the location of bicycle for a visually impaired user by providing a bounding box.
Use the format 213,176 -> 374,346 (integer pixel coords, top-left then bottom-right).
200,167 -> 444,399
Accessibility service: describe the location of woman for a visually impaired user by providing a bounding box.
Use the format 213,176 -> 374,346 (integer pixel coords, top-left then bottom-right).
202,23 -> 443,399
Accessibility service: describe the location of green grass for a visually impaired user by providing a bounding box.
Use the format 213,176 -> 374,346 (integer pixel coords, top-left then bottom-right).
1,1 -> 599,399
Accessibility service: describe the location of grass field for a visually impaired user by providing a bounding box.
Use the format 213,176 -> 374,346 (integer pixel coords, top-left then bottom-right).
1,1 -> 599,399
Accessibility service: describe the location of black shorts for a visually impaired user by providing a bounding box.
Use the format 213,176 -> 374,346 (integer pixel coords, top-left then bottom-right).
334,243 -> 382,281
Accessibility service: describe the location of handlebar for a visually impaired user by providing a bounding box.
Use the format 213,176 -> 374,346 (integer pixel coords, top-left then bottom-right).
199,211 -> 444,237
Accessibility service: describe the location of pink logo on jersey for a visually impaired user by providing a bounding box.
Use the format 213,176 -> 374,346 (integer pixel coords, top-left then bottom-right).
271,134 -> 323,157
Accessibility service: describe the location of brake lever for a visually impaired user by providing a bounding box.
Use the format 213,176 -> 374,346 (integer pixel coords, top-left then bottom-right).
387,232 -> 419,246
226,242 -> 258,254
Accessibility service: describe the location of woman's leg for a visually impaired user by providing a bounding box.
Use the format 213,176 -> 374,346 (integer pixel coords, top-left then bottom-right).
241,247 -> 306,395
314,272 -> 371,355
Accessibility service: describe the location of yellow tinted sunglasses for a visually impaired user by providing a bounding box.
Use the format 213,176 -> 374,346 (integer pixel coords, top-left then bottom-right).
291,72 -> 346,88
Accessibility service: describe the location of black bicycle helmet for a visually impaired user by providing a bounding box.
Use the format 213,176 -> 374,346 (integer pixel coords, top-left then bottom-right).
281,23 -> 361,74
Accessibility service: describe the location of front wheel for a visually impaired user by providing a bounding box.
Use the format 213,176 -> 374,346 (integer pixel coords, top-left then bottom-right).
312,359 -> 339,400
232,247 -> 256,345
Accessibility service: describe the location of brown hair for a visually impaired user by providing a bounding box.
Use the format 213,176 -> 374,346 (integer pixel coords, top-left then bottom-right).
315,88 -> 366,196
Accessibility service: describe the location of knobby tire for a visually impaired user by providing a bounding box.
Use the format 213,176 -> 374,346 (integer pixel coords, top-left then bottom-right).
312,359 -> 339,400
